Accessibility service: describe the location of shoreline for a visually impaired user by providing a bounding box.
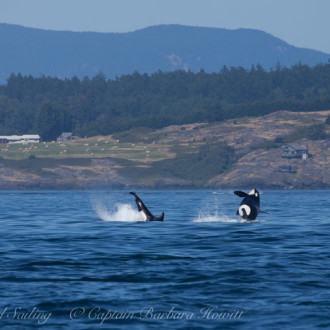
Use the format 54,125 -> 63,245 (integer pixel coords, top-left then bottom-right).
0,184 -> 329,191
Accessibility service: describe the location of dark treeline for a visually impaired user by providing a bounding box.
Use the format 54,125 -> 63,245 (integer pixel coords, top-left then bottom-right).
1,62 -> 330,141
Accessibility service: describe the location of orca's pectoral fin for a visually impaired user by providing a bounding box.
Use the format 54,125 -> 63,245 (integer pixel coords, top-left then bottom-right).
234,191 -> 249,198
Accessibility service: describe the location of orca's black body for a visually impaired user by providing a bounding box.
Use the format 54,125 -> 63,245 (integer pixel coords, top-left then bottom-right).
234,188 -> 264,221
130,192 -> 164,221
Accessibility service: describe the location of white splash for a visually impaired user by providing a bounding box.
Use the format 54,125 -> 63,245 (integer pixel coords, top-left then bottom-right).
92,200 -> 142,222
192,195 -> 251,223
193,211 -> 240,223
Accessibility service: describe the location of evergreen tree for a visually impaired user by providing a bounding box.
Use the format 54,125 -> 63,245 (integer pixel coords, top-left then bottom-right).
35,102 -> 72,141
1,63 -> 330,137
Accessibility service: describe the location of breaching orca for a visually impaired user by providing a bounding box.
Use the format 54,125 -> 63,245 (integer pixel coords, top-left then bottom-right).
234,188 -> 266,220
130,192 -> 164,221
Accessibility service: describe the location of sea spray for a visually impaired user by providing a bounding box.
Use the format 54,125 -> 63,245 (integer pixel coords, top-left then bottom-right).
91,197 -> 141,222
193,192 -> 242,223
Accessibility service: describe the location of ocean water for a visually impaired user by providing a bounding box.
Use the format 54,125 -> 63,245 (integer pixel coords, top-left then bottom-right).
0,190 -> 329,329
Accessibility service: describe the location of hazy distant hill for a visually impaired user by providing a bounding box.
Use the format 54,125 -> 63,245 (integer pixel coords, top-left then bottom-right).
0,23 -> 329,83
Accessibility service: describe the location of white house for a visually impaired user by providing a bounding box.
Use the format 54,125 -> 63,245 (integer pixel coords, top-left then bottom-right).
281,143 -> 309,159
57,132 -> 80,142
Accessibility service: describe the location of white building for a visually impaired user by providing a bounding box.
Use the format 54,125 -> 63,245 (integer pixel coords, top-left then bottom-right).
0,135 -> 40,144
281,143 -> 309,160
57,132 -> 80,142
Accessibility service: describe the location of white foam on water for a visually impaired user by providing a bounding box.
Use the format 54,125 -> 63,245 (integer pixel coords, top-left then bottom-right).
92,200 -> 142,222
192,194 -> 257,223
193,212 -> 260,223
193,211 -> 240,223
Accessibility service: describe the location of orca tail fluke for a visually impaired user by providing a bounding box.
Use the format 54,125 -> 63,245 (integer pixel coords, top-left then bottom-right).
129,191 -> 137,196
159,212 -> 165,221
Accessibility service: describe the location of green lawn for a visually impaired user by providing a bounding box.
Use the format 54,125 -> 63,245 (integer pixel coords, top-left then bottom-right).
0,136 -> 174,162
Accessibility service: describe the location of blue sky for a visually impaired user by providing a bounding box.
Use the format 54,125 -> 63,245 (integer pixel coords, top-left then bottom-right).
1,0 -> 329,54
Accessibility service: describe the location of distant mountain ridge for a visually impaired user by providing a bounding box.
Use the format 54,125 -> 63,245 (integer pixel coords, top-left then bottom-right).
0,23 -> 329,83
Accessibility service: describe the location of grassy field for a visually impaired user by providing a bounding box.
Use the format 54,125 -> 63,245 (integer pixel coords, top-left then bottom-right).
1,110 -> 329,188
0,136 -> 174,162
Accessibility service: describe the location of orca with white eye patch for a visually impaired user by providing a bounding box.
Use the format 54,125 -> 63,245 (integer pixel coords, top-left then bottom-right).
234,188 -> 267,221
130,192 -> 164,221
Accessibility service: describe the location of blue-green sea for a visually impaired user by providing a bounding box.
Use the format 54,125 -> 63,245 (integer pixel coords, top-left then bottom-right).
0,190 -> 329,329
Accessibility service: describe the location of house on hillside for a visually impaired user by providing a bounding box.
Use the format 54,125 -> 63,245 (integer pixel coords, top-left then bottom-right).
281,143 -> 309,159
57,132 -> 80,142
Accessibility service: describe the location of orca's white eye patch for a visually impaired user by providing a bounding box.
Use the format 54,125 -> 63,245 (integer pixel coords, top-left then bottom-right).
248,189 -> 256,196
255,192 -> 258,197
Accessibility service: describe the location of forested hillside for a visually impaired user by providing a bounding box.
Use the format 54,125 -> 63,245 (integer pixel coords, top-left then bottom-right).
1,24 -> 329,83
1,62 -> 330,141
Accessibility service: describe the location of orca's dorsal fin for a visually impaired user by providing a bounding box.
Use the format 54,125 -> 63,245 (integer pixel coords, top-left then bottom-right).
234,191 -> 249,198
